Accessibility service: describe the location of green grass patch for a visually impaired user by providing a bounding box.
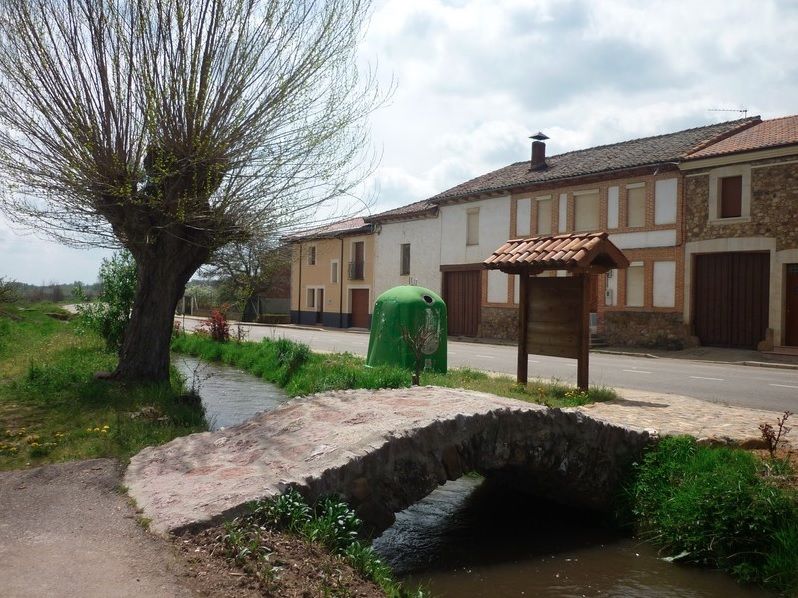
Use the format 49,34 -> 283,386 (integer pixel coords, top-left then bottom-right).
218,489 -> 426,597
0,303 -> 207,470
622,436 -> 798,593
171,333 -> 615,407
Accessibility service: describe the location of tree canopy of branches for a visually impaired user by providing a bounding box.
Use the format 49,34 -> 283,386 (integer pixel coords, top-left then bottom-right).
0,0 -> 380,381
203,237 -> 291,321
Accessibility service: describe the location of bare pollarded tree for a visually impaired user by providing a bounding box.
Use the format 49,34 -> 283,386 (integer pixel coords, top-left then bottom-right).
0,0 -> 382,381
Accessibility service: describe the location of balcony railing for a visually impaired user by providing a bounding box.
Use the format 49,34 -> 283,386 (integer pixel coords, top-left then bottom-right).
348,261 -> 365,280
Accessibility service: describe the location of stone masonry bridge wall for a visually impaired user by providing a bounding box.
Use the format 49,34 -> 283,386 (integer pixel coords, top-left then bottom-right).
125,387 -> 652,537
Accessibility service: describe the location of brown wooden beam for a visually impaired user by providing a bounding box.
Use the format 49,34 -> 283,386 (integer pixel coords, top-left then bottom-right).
577,273 -> 590,391
517,271 -> 529,385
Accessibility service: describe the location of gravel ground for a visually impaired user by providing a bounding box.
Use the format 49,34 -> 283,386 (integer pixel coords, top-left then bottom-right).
0,459 -> 202,598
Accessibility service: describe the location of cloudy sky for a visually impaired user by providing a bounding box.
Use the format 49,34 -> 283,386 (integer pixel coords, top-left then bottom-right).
2,0 -> 797,284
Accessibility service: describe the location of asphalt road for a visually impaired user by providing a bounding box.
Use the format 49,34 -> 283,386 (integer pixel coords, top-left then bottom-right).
179,317 -> 798,413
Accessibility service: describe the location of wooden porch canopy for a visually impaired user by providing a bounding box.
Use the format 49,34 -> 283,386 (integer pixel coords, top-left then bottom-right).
483,231 -> 629,274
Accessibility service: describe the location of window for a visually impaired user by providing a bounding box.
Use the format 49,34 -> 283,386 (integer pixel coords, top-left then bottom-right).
708,165 -> 751,223
626,263 -> 644,307
307,245 -> 316,265
574,190 -> 599,231
536,197 -> 552,235
330,260 -> 338,284
348,241 -> 365,280
516,198 -> 531,237
626,184 -> 645,228
466,208 -> 479,245
719,175 -> 742,218
400,243 -> 410,275
306,287 -> 315,308
653,261 -> 676,308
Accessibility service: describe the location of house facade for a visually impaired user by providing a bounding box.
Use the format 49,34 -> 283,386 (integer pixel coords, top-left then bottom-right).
286,218 -> 375,328
416,118 -> 757,346
289,114 -> 798,350
680,115 -> 798,351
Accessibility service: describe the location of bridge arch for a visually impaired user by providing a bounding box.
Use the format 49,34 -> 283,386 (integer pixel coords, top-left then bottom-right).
125,387 -> 651,536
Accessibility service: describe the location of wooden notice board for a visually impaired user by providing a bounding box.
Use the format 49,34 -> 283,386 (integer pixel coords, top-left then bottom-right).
527,277 -> 583,359
517,274 -> 591,389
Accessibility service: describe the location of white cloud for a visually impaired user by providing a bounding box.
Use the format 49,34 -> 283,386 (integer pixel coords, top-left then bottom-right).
2,0 -> 797,281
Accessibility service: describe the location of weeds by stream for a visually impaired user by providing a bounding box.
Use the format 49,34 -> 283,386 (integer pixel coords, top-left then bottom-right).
214,489 -> 426,597
621,436 -> 798,594
171,333 -> 616,407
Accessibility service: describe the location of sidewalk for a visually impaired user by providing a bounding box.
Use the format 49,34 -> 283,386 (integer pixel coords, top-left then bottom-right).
593,344 -> 798,369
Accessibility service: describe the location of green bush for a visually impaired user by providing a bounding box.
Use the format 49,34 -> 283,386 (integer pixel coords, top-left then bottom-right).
75,250 -> 137,352
625,436 -> 798,592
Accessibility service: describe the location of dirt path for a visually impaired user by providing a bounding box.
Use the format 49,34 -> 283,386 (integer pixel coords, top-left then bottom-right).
0,459 -> 202,598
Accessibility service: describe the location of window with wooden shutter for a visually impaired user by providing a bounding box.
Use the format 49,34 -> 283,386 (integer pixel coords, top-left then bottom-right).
719,175 -> 742,218
574,190 -> 599,231
626,263 -> 644,307
536,197 -> 552,235
626,185 -> 645,228
307,245 -> 316,265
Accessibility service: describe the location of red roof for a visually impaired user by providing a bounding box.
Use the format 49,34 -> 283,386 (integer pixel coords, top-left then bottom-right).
283,217 -> 372,242
687,115 -> 798,159
484,232 -> 629,273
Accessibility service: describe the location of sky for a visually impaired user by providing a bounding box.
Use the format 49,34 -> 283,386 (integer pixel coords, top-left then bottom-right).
1,0 -> 797,284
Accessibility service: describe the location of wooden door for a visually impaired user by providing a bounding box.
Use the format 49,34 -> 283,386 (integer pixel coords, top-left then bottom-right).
786,264 -> 798,346
693,252 -> 769,348
350,289 -> 370,328
443,270 -> 481,337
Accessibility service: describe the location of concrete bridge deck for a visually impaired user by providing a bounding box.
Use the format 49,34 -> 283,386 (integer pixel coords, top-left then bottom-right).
125,387 -> 652,536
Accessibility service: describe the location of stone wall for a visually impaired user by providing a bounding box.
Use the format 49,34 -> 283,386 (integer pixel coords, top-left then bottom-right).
479,306 -> 518,341
604,311 -> 697,349
685,159 -> 798,248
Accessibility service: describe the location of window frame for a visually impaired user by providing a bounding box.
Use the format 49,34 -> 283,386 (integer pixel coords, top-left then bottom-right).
466,207 -> 480,246
573,189 -> 600,232
707,164 -> 752,225
625,183 -> 646,228
307,245 -> 316,266
625,262 -> 645,307
400,243 -> 411,276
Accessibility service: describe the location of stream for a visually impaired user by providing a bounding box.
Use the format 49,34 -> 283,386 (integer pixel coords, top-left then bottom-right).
174,354 -> 774,597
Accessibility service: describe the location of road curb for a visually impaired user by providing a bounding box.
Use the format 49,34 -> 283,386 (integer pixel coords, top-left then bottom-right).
591,349 -> 658,359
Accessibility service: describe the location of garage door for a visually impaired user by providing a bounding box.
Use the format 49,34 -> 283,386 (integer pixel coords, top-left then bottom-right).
443,270 -> 481,337
693,252 -> 769,348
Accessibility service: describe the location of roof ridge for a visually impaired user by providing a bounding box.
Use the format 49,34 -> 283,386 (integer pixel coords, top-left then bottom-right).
546,116 -> 759,161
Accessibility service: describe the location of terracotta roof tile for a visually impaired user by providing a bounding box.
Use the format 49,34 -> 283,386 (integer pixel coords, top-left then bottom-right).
430,118 -> 757,203
484,232 -> 629,272
686,115 -> 798,159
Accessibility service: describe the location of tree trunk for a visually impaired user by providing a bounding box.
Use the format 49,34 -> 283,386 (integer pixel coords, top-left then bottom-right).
113,243 -> 209,382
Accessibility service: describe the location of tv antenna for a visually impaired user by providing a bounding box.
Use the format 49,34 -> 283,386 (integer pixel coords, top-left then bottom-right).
708,108 -> 748,117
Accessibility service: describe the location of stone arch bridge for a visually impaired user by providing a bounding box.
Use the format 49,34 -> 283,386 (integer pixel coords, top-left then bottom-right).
125,387 -> 651,536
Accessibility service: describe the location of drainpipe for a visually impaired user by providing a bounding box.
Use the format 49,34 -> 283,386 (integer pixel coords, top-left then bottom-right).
297,243 -> 302,324
339,236 -> 345,328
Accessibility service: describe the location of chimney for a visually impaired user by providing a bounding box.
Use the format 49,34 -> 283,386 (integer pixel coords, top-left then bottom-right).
530,131 -> 549,170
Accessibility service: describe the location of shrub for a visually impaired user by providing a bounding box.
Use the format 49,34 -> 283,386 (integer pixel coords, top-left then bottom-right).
625,436 -> 798,592
198,309 -> 230,342
74,251 -> 137,352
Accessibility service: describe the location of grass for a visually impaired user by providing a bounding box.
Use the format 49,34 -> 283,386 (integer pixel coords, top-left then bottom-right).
622,436 -> 798,593
0,302 -> 207,470
171,333 -> 615,408
219,489 -> 426,598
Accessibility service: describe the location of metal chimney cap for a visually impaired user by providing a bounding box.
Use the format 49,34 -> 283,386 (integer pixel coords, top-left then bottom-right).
530,132 -> 549,141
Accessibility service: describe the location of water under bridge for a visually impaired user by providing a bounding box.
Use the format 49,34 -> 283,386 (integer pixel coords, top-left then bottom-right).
125,386 -> 652,536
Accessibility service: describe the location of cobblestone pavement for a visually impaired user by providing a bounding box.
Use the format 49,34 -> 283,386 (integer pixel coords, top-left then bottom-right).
577,388 -> 790,446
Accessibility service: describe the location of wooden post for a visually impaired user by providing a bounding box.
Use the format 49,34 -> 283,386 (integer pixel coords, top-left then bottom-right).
517,270 -> 529,385
577,273 -> 590,391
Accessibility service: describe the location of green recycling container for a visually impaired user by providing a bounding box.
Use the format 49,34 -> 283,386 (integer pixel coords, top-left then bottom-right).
366,286 -> 447,373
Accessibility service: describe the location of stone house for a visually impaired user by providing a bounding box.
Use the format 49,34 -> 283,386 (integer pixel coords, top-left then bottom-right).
286,217 -> 375,328
680,115 -> 798,351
